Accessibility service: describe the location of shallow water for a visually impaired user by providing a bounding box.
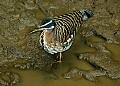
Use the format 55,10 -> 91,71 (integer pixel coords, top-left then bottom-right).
0,34 -> 120,86
0,0 -> 120,86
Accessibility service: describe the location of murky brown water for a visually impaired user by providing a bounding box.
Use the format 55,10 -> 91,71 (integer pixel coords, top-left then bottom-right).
0,0 -> 120,86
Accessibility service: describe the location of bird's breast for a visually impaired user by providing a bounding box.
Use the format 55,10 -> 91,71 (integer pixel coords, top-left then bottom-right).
41,30 -> 61,54
40,30 -> 73,54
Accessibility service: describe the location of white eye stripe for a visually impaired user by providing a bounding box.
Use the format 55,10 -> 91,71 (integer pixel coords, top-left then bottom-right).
50,26 -> 55,29
40,20 -> 53,27
41,26 -> 55,30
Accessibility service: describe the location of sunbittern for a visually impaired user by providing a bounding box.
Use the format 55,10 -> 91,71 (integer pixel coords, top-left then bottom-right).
30,9 -> 94,63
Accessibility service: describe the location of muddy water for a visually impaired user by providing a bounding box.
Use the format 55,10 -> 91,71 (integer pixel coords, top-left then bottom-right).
0,35 -> 120,86
0,0 -> 120,86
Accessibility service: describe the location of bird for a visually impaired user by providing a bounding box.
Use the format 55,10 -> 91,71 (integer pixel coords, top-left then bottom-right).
30,9 -> 94,63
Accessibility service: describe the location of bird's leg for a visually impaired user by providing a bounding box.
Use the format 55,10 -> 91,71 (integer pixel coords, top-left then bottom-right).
48,53 -> 63,66
57,52 -> 63,63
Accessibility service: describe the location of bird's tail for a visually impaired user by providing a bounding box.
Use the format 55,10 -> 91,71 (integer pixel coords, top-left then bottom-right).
81,9 -> 94,21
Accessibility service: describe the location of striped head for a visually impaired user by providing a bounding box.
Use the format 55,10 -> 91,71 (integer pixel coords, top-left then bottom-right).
31,18 -> 56,33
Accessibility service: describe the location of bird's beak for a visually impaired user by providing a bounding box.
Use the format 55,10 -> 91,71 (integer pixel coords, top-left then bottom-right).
30,25 -> 44,34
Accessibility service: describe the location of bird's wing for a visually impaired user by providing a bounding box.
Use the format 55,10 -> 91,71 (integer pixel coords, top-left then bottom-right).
54,20 -> 77,44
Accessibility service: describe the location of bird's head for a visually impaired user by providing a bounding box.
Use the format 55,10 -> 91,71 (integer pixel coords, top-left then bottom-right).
30,18 -> 56,33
